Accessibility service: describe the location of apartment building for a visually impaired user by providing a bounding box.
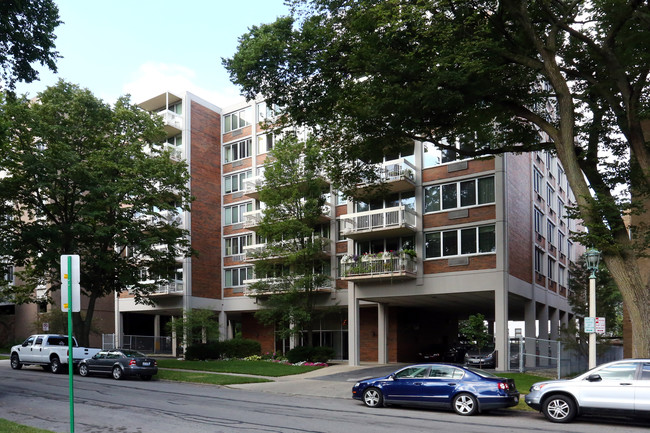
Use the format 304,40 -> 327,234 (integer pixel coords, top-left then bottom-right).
115,91 -> 222,353
217,98 -> 584,370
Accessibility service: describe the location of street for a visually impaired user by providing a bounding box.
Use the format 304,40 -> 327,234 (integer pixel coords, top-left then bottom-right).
1,361 -> 648,433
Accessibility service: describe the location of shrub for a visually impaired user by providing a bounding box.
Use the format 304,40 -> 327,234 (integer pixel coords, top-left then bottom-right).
220,338 -> 261,358
286,346 -> 335,363
184,343 -> 221,361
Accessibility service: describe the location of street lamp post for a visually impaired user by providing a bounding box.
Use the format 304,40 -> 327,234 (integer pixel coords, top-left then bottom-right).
585,248 -> 601,369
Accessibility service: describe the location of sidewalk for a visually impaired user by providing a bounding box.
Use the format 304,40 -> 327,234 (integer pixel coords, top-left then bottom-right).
226,363 -> 402,399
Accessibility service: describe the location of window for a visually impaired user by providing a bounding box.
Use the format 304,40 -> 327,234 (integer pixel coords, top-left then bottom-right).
256,101 -> 277,122
558,198 -> 565,219
257,134 -> 276,154
168,102 -> 182,114
224,139 -> 252,163
225,234 -> 252,256
546,152 -> 554,170
337,220 -> 347,241
166,134 -> 182,147
558,231 -> 565,254
534,208 -> 544,236
535,248 -> 544,274
224,267 -> 253,287
548,258 -> 555,281
424,225 -> 495,258
567,241 -> 573,261
423,142 -> 442,168
224,202 -> 253,225
223,107 -> 251,133
533,169 -> 543,194
596,363 -> 637,381
336,191 -> 347,205
424,176 -> 495,213
558,265 -> 565,286
547,184 -> 555,211
547,221 -> 555,246
557,164 -> 565,190
224,170 -> 252,194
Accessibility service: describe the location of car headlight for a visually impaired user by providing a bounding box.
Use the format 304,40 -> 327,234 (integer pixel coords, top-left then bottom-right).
354,382 -> 360,388
530,383 -> 547,392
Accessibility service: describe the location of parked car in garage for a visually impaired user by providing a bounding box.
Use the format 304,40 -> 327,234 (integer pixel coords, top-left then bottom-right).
77,349 -> 158,381
352,363 -> 519,415
464,344 -> 496,368
525,359 -> 650,423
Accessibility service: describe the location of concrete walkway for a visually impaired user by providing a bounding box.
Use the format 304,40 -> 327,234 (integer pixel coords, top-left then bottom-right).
226,363 -> 404,399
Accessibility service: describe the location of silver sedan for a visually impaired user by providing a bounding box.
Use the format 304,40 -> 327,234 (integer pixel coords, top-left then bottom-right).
525,359 -> 650,423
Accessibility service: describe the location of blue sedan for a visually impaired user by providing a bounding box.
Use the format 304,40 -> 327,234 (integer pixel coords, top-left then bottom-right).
352,363 -> 519,415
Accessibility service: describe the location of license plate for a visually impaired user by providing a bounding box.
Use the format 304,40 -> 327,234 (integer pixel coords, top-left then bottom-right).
142,362 -> 150,366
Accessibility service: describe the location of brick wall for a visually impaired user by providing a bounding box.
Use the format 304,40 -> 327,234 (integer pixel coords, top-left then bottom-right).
189,101 -> 222,299
422,158 -> 495,183
241,312 -> 275,354
506,153 -> 533,283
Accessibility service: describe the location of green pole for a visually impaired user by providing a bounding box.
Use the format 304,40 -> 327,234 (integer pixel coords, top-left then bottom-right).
67,255 -> 75,433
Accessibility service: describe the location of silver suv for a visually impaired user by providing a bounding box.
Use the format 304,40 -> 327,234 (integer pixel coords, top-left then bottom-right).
525,359 -> 650,423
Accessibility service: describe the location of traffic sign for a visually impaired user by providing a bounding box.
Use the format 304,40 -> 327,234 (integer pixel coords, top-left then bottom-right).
584,317 -> 595,333
61,255 -> 80,312
595,317 -> 606,334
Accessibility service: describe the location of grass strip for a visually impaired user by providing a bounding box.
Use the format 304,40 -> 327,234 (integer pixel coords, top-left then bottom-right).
0,418 -> 55,433
156,358 -> 323,377
156,369 -> 272,385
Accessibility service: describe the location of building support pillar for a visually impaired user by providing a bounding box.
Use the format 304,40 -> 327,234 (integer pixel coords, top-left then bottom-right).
377,303 -> 388,364
348,283 -> 360,366
494,289 -> 509,371
538,304 -> 549,367
550,307 -> 560,363
219,310 -> 228,341
154,314 -> 161,352
524,299 -> 536,368
171,316 -> 177,358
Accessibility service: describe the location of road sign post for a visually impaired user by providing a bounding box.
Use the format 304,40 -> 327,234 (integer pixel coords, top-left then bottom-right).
61,254 -> 79,433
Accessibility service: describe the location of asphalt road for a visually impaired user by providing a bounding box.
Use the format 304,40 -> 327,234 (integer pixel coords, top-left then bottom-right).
1,360 -> 648,433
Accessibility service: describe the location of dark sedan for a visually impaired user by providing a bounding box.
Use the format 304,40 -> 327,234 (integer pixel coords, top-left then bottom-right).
78,349 -> 158,380
352,363 -> 518,415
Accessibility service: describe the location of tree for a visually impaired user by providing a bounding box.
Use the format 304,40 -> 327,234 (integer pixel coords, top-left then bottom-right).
225,1 -> 650,357
458,313 -> 491,352
166,309 -> 220,344
249,133 -> 333,347
0,0 -> 61,90
0,80 -> 193,346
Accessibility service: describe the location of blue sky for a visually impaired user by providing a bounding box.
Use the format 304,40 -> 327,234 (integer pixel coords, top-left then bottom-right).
14,0 -> 291,108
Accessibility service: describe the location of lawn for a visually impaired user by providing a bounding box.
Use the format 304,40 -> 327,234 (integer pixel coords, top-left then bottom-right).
157,358 -> 324,377
0,418 -> 54,433
156,369 -> 272,385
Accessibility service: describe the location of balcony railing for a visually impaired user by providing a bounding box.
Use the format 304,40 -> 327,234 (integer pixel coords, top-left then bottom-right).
162,143 -> 184,161
243,202 -> 332,230
340,205 -> 416,239
243,236 -> 331,261
243,275 -> 332,295
159,109 -> 183,131
242,176 -> 265,198
128,280 -> 184,296
355,158 -> 416,194
340,255 -> 416,281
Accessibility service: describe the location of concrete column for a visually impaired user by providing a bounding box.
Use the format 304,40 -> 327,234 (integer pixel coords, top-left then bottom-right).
494,289 -> 509,371
219,310 -> 228,341
114,292 -> 121,350
538,304 -> 549,367
549,307 -> 560,363
171,316 -> 177,358
524,300 -> 536,368
348,283 -> 360,366
154,315 -> 161,353
377,303 -> 388,364
560,310 -> 569,330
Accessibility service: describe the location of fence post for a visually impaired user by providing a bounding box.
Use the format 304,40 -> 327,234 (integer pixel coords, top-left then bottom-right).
519,337 -> 524,373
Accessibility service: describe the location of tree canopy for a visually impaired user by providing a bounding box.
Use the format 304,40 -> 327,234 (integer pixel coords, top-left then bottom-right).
249,134 -> 334,345
0,80 -> 193,345
225,0 -> 650,357
0,0 -> 61,90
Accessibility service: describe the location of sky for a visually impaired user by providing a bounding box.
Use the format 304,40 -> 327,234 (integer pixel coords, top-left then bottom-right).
14,0 -> 291,108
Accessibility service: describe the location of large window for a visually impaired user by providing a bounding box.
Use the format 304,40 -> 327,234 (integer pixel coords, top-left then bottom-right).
424,225 -> 495,258
225,234 -> 252,256
224,202 -> 253,225
547,221 -> 555,246
534,208 -> 544,236
547,184 -> 555,211
548,257 -> 555,281
223,107 -> 251,133
535,248 -> 544,274
224,139 -> 252,163
424,176 -> 495,213
224,170 -> 252,194
224,267 -> 253,287
533,168 -> 543,195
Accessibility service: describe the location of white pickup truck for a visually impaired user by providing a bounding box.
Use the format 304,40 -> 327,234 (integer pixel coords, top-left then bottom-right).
10,334 -> 102,374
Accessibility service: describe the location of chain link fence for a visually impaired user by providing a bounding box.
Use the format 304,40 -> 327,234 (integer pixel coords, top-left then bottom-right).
102,334 -> 174,355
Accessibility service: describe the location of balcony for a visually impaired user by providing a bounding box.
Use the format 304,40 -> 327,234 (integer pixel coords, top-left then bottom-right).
340,254 -> 417,282
243,275 -> 332,295
159,109 -> 183,134
340,205 -> 416,240
243,236 -> 331,262
242,175 -> 265,200
243,202 -> 332,230
354,158 -> 416,196
163,143 -> 184,161
151,281 -> 184,296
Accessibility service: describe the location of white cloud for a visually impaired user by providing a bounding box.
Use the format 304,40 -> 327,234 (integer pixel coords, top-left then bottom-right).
123,62 -> 245,108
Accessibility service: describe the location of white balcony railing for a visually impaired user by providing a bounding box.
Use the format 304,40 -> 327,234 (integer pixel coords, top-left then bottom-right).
358,158 -> 416,186
243,275 -> 332,295
163,143 -> 184,161
340,255 -> 416,280
340,205 -> 416,237
243,202 -> 332,229
242,176 -> 265,196
243,236 -> 331,261
159,109 -> 183,130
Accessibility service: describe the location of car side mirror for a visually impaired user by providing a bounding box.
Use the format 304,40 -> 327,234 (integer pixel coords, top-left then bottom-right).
587,374 -> 602,382
390,374 -> 396,380
22,341 -> 29,347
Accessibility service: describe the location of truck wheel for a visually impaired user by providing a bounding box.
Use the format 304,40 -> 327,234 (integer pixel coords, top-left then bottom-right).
10,353 -> 22,370
50,356 -> 62,374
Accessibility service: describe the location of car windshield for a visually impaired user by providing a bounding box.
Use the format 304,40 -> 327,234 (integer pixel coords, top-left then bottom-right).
465,367 -> 497,378
120,350 -> 146,358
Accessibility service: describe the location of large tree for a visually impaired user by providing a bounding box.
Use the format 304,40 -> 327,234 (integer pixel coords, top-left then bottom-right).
249,134 -> 333,347
0,0 -> 61,90
224,0 -> 650,357
0,80 -> 192,345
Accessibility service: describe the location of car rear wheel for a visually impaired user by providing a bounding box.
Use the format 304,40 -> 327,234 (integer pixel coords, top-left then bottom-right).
542,394 -> 576,423
112,366 -> 123,380
10,354 -> 22,370
453,393 -> 478,416
50,356 -> 62,374
363,388 -> 383,408
78,363 -> 89,377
